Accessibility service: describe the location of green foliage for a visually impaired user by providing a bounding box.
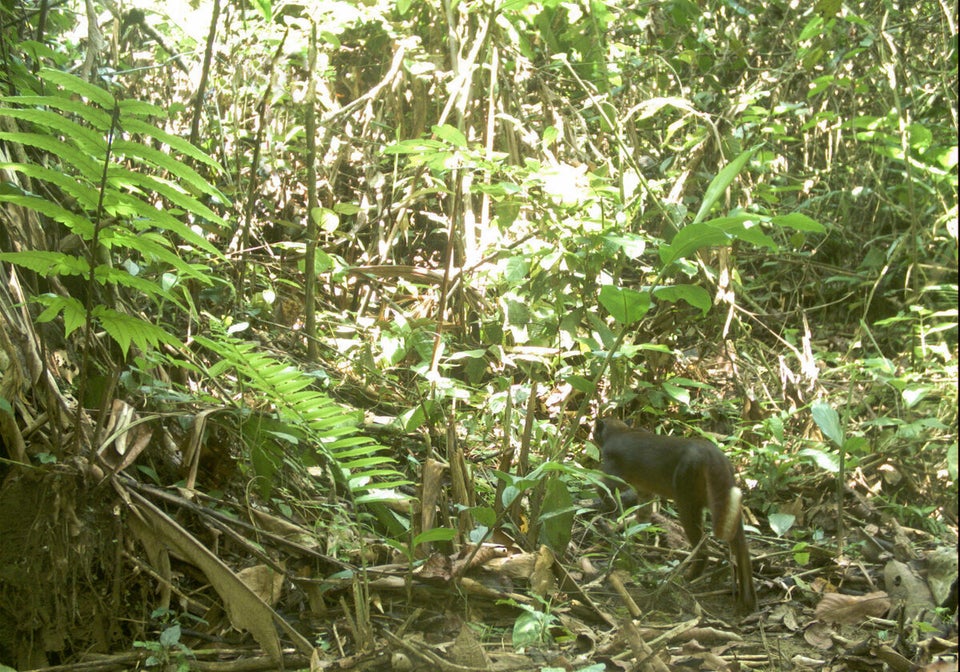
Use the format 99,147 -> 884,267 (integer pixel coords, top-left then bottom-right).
133,608 -> 201,671
195,333 -> 408,501
500,594 -> 562,652
0,69 -> 226,357
1,0 -> 955,643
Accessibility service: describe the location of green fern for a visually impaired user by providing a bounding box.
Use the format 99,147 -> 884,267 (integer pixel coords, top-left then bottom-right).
0,68 -> 227,356
196,334 -> 409,502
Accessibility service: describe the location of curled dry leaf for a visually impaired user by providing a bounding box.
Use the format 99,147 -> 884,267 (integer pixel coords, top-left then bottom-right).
814,590 -> 891,624
802,621 -> 835,650
450,622 -> 489,668
884,559 -> 937,620
236,564 -> 284,608
791,654 -> 827,668
530,544 -> 558,597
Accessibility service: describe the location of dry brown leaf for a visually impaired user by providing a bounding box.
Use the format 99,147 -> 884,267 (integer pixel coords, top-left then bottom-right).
419,459 -> 446,549
814,590 -> 891,624
671,650 -> 733,672
485,551 -> 536,579
802,621 -> 835,650
415,551 -> 452,581
767,602 -> 802,631
236,564 -> 284,608
449,622 -> 489,668
675,627 -> 743,644
791,654 -> 827,668
884,559 -> 937,620
531,544 -> 557,597
119,487 -> 312,663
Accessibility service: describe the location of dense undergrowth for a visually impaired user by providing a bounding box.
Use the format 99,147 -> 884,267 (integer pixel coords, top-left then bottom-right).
0,0 -> 955,669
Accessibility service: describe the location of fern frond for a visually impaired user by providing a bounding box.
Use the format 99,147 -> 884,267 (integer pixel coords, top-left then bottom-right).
112,140 -> 222,199
93,266 -> 186,309
111,231 -> 215,284
110,167 -> 228,225
39,68 -> 115,108
194,334 -> 409,500
93,306 -> 183,358
0,106 -> 110,144
0,251 -> 88,276
121,118 -> 224,172
0,162 -> 102,212
35,294 -> 86,335
0,130 -> 100,176
0,94 -> 113,130
108,192 -> 223,257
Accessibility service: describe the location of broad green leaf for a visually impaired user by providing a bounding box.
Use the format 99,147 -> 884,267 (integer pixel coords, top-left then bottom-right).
433,124 -> 468,147
468,506 -> 497,528
565,375 -> 595,394
662,381 -> 691,405
383,138 -> 446,155
653,284 -> 712,314
799,446 -> 840,473
692,146 -> 759,224
730,221 -> 778,250
250,0 -> 272,21
768,513 -> 796,536
159,624 -> 181,648
658,221 -> 731,265
771,212 -> 826,232
901,386 -> 930,409
311,207 -> 339,233
812,401 -> 844,446
842,436 -> 870,456
598,285 -> 650,324
539,475 -> 574,552
512,609 -> 549,649
413,528 -> 457,547
604,233 -> 646,259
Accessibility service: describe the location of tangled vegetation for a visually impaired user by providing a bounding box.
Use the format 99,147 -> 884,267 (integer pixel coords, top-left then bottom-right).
0,0 -> 955,670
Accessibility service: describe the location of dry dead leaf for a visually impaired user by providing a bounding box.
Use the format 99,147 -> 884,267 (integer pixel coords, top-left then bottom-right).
791,654 -> 827,668
119,487 -> 312,663
802,621 -> 834,650
450,622 -> 489,668
486,551 -> 536,579
236,564 -> 284,607
415,552 -> 452,581
884,559 -> 936,620
814,590 -> 891,624
768,602 -> 801,631
531,544 -> 557,597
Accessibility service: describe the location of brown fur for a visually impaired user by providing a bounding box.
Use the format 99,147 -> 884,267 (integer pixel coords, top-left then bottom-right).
595,418 -> 757,613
